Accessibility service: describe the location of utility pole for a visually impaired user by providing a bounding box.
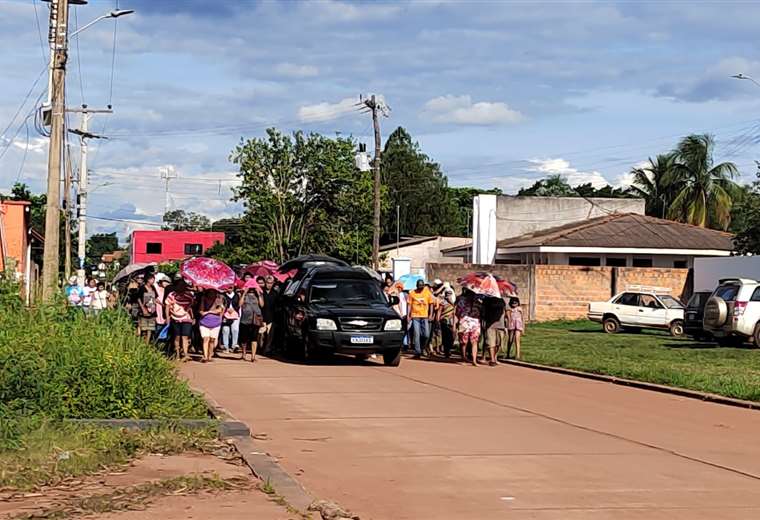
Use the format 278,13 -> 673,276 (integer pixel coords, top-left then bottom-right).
64,145 -> 73,279
41,0 -> 71,300
68,105 -> 110,285
160,166 -> 178,216
361,94 -> 388,271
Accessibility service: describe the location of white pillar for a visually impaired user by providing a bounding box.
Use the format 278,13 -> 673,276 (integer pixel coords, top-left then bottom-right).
472,194 -> 497,264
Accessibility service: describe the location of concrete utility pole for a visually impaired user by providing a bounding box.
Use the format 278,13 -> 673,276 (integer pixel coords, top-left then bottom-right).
68,106 -> 110,285
41,0 -> 71,300
160,166 -> 178,215
64,146 -> 73,279
361,95 -> 389,271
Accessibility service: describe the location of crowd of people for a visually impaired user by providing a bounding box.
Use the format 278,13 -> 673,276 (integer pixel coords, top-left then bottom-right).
64,268 -> 523,367
383,275 -> 524,366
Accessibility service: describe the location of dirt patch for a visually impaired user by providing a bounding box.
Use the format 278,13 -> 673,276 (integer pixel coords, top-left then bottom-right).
0,452 -> 297,520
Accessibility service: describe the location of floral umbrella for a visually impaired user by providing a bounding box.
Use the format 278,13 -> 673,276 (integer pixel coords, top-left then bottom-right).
181,257 -> 237,292
458,271 -> 517,298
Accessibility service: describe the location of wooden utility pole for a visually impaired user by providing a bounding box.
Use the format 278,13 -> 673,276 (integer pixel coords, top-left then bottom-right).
362,95 -> 388,270
41,0 -> 70,300
64,144 -> 72,279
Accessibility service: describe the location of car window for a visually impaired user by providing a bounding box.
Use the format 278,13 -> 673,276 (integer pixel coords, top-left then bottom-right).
687,293 -> 709,308
283,279 -> 300,297
751,287 -> 760,302
614,293 -> 639,306
310,280 -> 386,304
658,295 -> 684,309
639,294 -> 662,308
714,285 -> 740,302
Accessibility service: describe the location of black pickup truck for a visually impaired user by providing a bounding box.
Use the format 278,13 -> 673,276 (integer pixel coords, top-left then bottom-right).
279,265 -> 404,366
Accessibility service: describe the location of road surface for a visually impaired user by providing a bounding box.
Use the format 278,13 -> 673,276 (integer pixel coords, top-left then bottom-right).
182,355 -> 760,519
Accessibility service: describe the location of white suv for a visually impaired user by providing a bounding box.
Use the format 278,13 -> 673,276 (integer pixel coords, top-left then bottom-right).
703,278 -> 760,346
588,288 -> 685,336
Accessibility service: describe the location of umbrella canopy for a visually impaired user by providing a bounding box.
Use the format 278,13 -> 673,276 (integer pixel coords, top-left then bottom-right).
112,262 -> 156,284
279,255 -> 348,273
397,273 -> 425,291
458,271 -> 517,298
243,277 -> 262,291
244,260 -> 296,282
180,257 -> 237,292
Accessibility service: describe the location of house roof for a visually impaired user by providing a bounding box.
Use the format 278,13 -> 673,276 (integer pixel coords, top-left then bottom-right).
499,213 -> 734,251
379,236 -> 438,251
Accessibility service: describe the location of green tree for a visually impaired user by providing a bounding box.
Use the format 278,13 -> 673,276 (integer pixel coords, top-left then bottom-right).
381,127 -> 462,239
162,209 -> 211,231
629,153 -> 678,218
732,165 -> 760,254
668,134 -> 739,230
86,232 -> 119,265
231,128 -> 373,263
517,175 -> 577,196
445,186 -> 502,236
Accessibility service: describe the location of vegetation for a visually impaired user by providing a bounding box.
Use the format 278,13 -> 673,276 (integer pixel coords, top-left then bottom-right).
85,232 -> 119,266
0,302 -> 207,449
518,321 -> 760,401
732,168 -> 760,254
517,174 -> 632,198
162,209 -> 212,231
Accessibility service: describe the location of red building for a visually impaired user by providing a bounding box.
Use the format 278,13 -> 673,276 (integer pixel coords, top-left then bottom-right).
130,230 -> 225,264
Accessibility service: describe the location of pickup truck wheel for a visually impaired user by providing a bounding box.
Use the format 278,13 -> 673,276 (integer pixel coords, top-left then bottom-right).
383,348 -> 402,367
603,317 -> 620,334
753,324 -> 760,348
669,320 -> 685,337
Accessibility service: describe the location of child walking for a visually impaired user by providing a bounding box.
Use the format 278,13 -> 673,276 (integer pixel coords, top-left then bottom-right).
506,297 -> 524,359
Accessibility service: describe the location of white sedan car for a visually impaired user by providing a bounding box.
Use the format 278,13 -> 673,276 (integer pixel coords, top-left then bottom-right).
588,290 -> 685,336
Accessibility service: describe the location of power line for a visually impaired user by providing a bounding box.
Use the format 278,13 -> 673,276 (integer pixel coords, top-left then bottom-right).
88,215 -> 164,227
108,0 -> 119,106
32,0 -> 47,65
0,66 -> 46,142
14,118 -> 31,182
72,7 -> 86,106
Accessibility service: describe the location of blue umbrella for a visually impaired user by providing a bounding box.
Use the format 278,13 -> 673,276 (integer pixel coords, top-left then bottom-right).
398,273 -> 425,291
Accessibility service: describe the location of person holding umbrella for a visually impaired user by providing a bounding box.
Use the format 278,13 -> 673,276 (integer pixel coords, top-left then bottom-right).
165,278 -> 195,361
198,289 -> 225,362
239,273 -> 263,362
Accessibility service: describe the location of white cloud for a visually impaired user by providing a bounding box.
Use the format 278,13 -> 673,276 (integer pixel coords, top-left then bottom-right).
297,97 -> 358,122
423,95 -> 524,125
303,0 -> 402,22
527,158 -> 609,188
274,62 -> 319,78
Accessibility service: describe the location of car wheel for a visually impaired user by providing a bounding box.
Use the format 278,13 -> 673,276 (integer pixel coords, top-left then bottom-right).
669,320 -> 685,337
703,297 -> 728,328
383,348 -> 401,367
603,316 -> 620,334
753,324 -> 760,348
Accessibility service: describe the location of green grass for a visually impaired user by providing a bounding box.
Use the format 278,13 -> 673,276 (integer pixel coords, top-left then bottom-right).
518,320 -> 760,402
0,422 -> 220,491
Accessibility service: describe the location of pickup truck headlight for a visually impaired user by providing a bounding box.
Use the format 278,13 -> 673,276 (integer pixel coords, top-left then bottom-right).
316,318 -> 337,331
384,319 -> 402,331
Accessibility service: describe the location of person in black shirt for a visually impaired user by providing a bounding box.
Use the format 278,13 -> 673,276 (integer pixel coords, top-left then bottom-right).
258,275 -> 278,353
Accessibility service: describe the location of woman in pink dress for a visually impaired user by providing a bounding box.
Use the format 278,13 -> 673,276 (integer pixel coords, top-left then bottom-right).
506,297 -> 525,359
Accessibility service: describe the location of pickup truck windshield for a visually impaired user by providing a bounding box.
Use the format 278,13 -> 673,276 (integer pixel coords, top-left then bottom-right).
310,280 -> 386,304
659,295 -> 684,309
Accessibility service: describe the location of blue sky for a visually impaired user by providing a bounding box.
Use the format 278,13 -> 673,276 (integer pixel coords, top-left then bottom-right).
2,0 -> 760,238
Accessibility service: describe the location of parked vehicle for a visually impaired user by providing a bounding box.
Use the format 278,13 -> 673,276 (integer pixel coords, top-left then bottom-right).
279,265 -> 404,365
684,291 -> 713,340
702,278 -> 760,346
588,287 -> 685,336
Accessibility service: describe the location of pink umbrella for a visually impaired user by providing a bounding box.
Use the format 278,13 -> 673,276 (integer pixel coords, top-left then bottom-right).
181,257 -> 237,292
243,278 -> 262,291
244,261 -> 295,282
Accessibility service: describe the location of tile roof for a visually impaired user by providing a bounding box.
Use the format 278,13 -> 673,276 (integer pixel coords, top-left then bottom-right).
498,213 -> 734,251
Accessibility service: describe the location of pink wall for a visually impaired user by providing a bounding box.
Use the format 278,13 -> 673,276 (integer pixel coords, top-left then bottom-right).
130,230 -> 225,264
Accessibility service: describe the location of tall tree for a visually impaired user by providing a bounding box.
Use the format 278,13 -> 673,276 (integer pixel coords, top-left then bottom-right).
162,209 -> 211,231
446,186 -> 502,236
668,134 -> 738,230
517,175 -> 577,197
629,153 -> 678,218
381,127 -> 462,239
231,128 -> 373,263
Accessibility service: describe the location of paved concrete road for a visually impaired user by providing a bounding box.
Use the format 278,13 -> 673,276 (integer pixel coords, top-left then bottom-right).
182,356 -> 760,520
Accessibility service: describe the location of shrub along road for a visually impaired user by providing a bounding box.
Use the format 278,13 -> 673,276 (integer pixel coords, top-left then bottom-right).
520,320 -> 760,401
183,354 -> 760,520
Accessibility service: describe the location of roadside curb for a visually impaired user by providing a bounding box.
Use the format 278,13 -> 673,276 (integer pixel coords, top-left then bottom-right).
505,359 -> 760,411
201,390 -> 317,517
67,418 -> 250,437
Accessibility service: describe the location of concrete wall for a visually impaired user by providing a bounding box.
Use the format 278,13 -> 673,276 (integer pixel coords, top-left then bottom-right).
494,196 -> 645,241
381,237 -> 468,271
426,262 -> 690,322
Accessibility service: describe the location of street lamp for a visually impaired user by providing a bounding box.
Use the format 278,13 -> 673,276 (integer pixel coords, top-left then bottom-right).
731,73 -> 760,89
70,9 -> 135,38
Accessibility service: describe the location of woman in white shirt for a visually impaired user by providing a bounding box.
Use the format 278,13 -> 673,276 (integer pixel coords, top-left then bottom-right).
91,282 -> 109,315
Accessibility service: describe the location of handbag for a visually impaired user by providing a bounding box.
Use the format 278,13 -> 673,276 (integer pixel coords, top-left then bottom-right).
157,323 -> 170,341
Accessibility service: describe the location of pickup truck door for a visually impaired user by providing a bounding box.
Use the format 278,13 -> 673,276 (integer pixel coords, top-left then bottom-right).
637,294 -> 668,326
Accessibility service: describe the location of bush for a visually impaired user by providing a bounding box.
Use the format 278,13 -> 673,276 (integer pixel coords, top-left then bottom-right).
0,305 -> 207,449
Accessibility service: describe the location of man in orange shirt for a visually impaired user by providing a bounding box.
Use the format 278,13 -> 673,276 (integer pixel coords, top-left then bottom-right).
407,279 -> 435,359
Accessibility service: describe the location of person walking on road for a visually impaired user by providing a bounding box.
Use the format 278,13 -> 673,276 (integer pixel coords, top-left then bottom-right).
90,281 -> 109,316
483,296 -> 507,366
239,274 -> 263,362
198,289 -> 225,363
437,284 -> 456,358
407,279 -> 435,360
455,289 -> 482,366
166,279 -> 195,361
506,297 -> 525,359
221,287 -> 241,353
137,274 -> 158,342
259,275 -> 278,354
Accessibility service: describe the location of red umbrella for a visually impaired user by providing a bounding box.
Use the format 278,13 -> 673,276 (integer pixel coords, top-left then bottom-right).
181,257 -> 237,292
243,261 -> 295,282
458,272 -> 518,298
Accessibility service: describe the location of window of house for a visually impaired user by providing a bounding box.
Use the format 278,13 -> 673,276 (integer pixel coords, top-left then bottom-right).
673,260 -> 688,269
605,257 -> 626,267
184,243 -> 203,255
568,257 -> 601,266
146,242 -> 162,254
632,258 -> 653,268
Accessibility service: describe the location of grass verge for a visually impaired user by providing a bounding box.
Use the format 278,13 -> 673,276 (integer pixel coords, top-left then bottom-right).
516,320 -> 760,402
0,423 -> 220,491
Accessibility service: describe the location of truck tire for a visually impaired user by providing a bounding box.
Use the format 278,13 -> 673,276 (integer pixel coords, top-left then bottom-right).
383,348 -> 402,366
669,320 -> 685,337
603,316 -> 620,334
753,323 -> 760,348
703,297 -> 728,328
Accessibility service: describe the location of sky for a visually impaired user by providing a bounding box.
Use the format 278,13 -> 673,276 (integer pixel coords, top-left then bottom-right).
2,0 -> 760,240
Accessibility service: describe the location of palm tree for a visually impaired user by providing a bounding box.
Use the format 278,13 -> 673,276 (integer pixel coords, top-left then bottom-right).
629,153 -> 677,218
667,134 -> 738,230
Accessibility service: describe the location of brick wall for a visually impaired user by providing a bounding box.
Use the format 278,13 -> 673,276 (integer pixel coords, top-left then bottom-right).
534,265 -> 612,321
425,263 -> 692,322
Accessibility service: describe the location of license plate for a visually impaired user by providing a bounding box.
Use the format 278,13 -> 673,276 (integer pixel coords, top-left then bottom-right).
687,312 -> 697,319
350,336 -> 373,344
